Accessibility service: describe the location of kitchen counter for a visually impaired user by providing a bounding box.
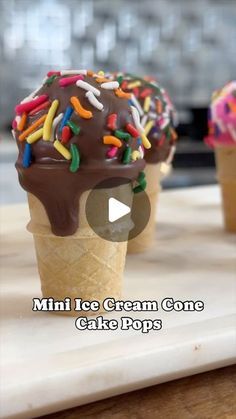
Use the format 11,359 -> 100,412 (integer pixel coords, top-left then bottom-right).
0,185 -> 236,419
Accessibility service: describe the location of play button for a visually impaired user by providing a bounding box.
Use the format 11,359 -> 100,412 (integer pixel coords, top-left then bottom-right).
85,177 -> 151,242
108,198 -> 131,223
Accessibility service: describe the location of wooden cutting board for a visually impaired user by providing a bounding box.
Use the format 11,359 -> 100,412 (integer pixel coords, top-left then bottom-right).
0,186 -> 236,419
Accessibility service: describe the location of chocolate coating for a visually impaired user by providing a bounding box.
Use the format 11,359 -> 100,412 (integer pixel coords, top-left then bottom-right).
14,72 -> 145,236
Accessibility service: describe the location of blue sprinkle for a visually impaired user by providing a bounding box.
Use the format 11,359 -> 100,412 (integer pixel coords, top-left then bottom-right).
224,102 -> 230,113
59,106 -> 73,132
128,100 -> 133,106
137,137 -> 142,146
23,143 -> 32,168
215,123 -> 221,137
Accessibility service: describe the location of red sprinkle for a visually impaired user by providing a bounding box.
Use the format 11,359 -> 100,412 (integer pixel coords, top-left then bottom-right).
47,71 -> 61,77
156,134 -> 165,147
59,75 -> 84,87
12,119 -> 17,129
133,87 -> 139,98
107,146 -> 118,158
107,114 -> 117,131
29,100 -> 51,116
61,126 -> 72,144
15,94 -> 48,115
140,88 -> 152,99
121,81 -> 128,90
126,123 -> 139,138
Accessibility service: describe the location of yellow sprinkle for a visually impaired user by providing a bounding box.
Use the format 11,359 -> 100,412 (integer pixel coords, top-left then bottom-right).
98,70 -> 104,76
141,132 -> 151,149
53,139 -> 71,160
144,120 -> 154,135
43,99 -> 59,141
127,81 -> 141,89
26,128 -> 43,144
144,96 -> 151,113
132,150 -> 141,161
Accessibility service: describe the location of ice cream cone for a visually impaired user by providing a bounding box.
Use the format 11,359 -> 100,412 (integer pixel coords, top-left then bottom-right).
13,69 -> 148,315
27,185 -> 132,317
215,146 -> 236,233
127,163 -> 163,253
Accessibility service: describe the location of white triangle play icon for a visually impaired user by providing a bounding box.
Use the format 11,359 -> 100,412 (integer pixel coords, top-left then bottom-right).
108,198 -> 131,223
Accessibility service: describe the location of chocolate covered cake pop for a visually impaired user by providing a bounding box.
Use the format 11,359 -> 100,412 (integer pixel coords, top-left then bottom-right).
13,70 -> 148,236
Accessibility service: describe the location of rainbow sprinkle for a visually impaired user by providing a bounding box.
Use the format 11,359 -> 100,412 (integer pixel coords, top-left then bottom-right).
70,144 -> 80,172
13,69 -> 146,182
23,143 -> 32,168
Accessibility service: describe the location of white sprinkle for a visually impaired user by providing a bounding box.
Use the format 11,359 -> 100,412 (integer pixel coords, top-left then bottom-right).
131,94 -> 144,117
85,91 -> 104,111
11,129 -> 16,140
20,76 -> 46,103
76,80 -> 100,96
139,145 -> 144,159
21,94 -> 39,104
148,112 -> 158,120
15,115 -> 21,125
166,145 -> 176,165
227,123 -> 236,141
50,113 -> 63,142
101,81 -> 119,90
141,114 -> 148,127
60,69 -> 87,76
131,105 -> 144,134
159,117 -> 170,130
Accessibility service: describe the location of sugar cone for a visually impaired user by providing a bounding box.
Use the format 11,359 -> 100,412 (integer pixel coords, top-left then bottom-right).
215,146 -> 236,233
27,184 -> 132,316
127,163 -> 164,254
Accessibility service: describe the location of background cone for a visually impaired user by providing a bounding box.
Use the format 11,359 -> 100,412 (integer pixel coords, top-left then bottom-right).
215,146 -> 236,233
127,164 -> 163,253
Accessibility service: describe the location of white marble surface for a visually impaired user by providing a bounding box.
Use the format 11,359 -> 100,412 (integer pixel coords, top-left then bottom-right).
0,186 -> 236,419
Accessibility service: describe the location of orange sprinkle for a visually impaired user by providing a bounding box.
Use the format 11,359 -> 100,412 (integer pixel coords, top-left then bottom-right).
170,128 -> 178,141
87,70 -> 94,76
228,101 -> 236,114
156,100 -> 163,114
115,89 -> 131,99
95,77 -> 110,83
70,96 -> 92,119
103,135 -> 122,148
19,114 -> 47,141
17,112 -> 27,131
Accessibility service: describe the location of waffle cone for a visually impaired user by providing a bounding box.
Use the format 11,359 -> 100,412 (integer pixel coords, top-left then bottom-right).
27,186 -> 131,316
127,164 -> 163,254
215,146 -> 236,233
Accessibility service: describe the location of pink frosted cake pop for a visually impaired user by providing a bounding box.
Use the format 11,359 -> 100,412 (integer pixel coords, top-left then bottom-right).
205,81 -> 236,148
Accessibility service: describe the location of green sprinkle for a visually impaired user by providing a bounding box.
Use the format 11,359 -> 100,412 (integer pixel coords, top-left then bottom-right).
115,130 -> 131,141
133,171 -> 147,193
117,75 -> 123,85
45,75 -> 57,85
70,144 -> 80,173
122,146 -> 132,164
67,120 -> 81,135
165,125 -> 171,140
133,184 -> 146,193
137,171 -> 146,183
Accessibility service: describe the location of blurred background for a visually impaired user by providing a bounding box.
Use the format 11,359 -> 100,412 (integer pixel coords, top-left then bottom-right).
0,0 -> 236,203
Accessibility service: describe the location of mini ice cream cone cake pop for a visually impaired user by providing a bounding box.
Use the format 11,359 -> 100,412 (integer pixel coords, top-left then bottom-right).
12,69 -> 149,315
107,72 -> 178,253
205,81 -> 236,233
